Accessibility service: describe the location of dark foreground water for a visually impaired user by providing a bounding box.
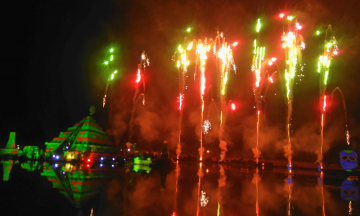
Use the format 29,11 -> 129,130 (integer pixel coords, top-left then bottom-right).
0,160 -> 358,216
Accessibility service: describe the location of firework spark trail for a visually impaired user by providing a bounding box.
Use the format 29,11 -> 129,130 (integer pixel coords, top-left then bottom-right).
173,41 -> 193,159
317,25 -> 338,167
252,19 -> 266,164
215,31 -> 235,162
102,48 -> 118,108
282,16 -> 305,166
331,87 -> 350,145
196,41 -> 208,161
128,51 -> 149,144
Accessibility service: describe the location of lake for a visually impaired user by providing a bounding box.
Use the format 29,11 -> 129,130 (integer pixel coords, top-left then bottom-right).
0,160 -> 357,216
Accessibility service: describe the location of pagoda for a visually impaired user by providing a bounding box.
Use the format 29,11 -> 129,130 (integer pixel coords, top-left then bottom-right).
45,115 -> 120,160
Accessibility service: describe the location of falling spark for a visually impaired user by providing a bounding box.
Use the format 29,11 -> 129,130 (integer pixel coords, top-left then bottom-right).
200,191 -> 209,207
269,76 -> 274,83
346,130 -> 350,145
178,93 -> 184,110
279,13 -> 285,18
256,19 -> 261,32
128,51 -> 149,142
232,42 -> 238,47
230,103 -> 236,110
136,69 -> 141,83
203,120 -> 211,134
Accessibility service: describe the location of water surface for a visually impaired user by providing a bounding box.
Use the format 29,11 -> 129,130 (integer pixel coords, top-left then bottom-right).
0,160 -> 357,216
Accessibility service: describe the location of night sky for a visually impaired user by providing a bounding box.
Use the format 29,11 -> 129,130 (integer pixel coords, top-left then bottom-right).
2,0 -> 360,161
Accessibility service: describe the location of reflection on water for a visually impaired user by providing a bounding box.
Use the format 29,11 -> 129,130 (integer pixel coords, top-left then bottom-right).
0,160 -> 358,216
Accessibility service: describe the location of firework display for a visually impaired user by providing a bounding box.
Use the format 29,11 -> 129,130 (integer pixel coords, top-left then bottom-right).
280,15 -> 305,167
252,18 -> 266,164
95,12 -> 353,169
173,39 -> 193,159
317,25 -> 338,167
128,51 -> 150,143
173,32 -> 235,161
103,48 -> 118,108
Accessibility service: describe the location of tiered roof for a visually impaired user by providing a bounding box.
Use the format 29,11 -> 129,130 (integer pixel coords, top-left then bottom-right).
45,116 -> 118,156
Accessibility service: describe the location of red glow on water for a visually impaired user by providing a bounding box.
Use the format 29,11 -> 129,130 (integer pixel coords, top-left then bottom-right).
231,103 -> 236,110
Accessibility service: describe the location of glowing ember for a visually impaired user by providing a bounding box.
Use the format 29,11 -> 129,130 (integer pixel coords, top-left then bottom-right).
230,103 -> 236,110
346,130 -> 350,145
203,120 -> 211,134
279,13 -> 285,18
269,76 -> 274,83
232,42 -> 238,47
136,69 -> 141,83
322,95 -> 327,112
200,191 -> 209,207
178,93 -> 184,110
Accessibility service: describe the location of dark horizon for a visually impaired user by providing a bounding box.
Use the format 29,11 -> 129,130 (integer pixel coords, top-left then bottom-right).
2,0 -> 360,161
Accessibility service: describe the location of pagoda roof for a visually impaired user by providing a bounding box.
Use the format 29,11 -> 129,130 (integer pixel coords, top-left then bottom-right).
48,116 -> 115,146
